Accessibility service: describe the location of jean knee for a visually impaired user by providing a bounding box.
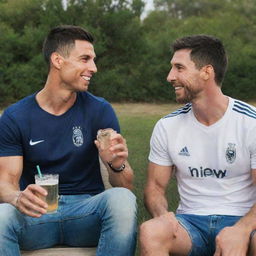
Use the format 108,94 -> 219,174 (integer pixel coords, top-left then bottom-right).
0,204 -> 22,236
106,187 -> 136,213
104,188 -> 137,230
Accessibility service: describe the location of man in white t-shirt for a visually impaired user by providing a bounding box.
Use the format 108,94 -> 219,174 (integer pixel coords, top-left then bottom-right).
139,35 -> 256,256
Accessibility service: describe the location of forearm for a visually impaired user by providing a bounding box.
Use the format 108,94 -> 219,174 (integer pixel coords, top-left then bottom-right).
144,186 -> 169,217
235,204 -> 256,233
107,161 -> 134,190
0,181 -> 20,206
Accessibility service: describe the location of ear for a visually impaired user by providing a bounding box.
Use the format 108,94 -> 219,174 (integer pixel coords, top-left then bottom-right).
50,52 -> 64,69
200,65 -> 213,81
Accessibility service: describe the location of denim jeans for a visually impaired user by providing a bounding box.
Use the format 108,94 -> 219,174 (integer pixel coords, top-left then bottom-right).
0,187 -> 137,256
176,214 -> 242,256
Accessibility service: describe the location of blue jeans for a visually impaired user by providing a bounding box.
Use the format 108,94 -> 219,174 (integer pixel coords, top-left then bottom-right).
176,214 -> 242,256
0,187 -> 137,256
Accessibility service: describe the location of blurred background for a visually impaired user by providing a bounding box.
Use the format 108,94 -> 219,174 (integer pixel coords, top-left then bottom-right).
0,0 -> 255,107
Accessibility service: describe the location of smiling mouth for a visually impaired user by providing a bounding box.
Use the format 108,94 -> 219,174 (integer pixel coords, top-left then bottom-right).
81,76 -> 91,81
174,86 -> 183,91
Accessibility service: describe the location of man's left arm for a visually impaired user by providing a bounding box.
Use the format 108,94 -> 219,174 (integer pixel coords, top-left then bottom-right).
95,132 -> 134,190
214,168 -> 256,256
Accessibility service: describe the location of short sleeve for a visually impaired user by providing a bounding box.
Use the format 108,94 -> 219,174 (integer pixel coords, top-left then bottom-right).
148,119 -> 173,166
0,110 -> 23,156
249,131 -> 256,169
94,100 -> 120,134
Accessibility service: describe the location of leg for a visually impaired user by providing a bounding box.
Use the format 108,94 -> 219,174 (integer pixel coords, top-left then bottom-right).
139,213 -> 192,256
0,203 -> 60,256
0,204 -> 22,256
248,231 -> 256,256
61,188 -> 137,256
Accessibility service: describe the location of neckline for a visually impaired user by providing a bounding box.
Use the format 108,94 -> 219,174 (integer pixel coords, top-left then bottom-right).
191,97 -> 233,130
33,92 -> 80,118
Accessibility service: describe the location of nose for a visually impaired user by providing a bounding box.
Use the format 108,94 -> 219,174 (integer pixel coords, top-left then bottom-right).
89,60 -> 97,73
167,68 -> 175,83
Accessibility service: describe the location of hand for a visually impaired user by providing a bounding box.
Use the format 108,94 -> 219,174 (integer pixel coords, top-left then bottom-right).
214,225 -> 250,256
15,184 -> 48,218
95,132 -> 128,169
156,212 -> 179,239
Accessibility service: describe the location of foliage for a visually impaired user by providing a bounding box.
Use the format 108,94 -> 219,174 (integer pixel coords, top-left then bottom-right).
0,0 -> 256,106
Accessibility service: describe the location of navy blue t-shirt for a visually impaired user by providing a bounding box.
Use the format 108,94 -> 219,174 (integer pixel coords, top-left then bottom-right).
0,92 -> 120,195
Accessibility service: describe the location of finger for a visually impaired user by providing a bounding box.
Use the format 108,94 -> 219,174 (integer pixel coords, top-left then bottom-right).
27,184 -> 48,196
94,140 -> 101,150
110,133 -> 125,144
18,192 -> 48,213
214,245 -> 221,256
19,199 -> 47,217
110,143 -> 127,152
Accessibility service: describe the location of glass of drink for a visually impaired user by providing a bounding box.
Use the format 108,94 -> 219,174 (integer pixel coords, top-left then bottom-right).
35,174 -> 59,213
97,128 -> 116,149
97,128 -> 117,162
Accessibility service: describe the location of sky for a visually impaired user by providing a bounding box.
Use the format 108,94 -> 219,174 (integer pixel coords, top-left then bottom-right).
62,0 -> 155,19
142,0 -> 154,18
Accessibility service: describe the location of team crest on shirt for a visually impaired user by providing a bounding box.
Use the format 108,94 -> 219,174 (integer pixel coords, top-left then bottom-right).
72,126 -> 83,147
225,143 -> 236,164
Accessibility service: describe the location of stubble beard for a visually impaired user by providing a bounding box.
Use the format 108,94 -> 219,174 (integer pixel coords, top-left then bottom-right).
175,85 -> 201,104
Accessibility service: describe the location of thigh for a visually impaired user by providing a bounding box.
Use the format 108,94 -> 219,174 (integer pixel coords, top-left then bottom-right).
60,189 -> 136,247
20,211 -> 61,250
176,214 -> 209,256
140,213 -> 192,256
0,203 -> 61,251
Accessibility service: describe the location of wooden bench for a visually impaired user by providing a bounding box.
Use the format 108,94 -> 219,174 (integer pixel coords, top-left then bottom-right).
21,159 -> 110,256
21,247 -> 96,256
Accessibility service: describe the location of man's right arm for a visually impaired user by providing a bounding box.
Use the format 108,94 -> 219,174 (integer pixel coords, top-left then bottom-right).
0,156 -> 48,217
144,161 -> 173,217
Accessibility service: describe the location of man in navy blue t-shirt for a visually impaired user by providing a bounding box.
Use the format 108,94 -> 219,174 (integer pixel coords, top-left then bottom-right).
0,25 -> 137,256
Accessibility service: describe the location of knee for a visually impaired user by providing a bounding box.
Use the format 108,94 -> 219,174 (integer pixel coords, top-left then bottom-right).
106,187 -> 137,215
140,215 -> 177,247
104,188 -> 137,232
0,204 -> 21,233
140,219 -> 162,246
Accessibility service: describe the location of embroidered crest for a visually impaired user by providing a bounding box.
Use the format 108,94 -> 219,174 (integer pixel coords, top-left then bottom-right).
72,126 -> 83,147
225,143 -> 236,164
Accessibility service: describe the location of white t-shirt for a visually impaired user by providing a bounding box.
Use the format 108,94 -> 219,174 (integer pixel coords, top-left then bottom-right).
149,97 -> 256,216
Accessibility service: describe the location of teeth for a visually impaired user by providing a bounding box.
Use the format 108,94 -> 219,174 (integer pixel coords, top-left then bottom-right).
82,76 -> 90,81
175,87 -> 182,90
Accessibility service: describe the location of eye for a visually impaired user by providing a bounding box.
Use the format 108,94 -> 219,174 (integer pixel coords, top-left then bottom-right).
176,64 -> 183,71
81,56 -> 90,62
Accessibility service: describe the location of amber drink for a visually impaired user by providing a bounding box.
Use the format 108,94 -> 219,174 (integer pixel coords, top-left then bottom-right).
35,174 -> 59,213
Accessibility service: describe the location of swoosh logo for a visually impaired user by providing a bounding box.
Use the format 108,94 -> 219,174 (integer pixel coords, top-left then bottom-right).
29,139 -> 44,146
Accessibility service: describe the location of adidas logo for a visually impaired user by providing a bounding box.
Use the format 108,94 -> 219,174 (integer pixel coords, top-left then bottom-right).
179,146 -> 190,156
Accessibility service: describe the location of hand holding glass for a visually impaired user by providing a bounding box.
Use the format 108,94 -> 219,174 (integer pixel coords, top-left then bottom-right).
35,174 -> 59,213
97,128 -> 117,162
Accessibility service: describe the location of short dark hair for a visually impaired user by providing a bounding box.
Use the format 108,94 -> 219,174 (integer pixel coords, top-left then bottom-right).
42,25 -> 94,66
172,35 -> 228,86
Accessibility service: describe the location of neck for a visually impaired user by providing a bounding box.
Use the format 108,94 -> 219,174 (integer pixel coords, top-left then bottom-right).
191,87 -> 229,126
36,76 -> 78,116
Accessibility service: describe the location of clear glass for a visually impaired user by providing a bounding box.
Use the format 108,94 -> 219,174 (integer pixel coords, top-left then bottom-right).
97,128 -> 116,150
35,174 -> 59,213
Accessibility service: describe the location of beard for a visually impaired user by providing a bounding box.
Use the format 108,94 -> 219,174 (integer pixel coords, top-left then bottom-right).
175,83 -> 202,104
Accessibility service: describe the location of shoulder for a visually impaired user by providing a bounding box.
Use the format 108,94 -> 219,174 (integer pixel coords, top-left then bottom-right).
160,103 -> 192,125
2,94 -> 36,119
153,103 -> 192,133
231,98 -> 256,120
78,92 -> 112,109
